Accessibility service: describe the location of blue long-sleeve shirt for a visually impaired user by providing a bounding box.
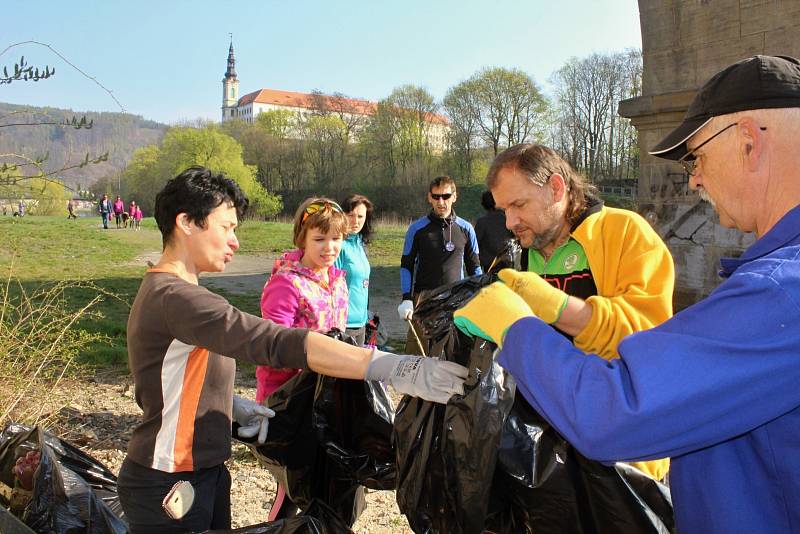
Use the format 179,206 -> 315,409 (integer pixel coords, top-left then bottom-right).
499,204 -> 800,533
400,211 -> 481,300
334,233 -> 370,328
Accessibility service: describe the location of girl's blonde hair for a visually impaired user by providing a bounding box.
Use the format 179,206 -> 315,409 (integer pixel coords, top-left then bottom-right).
292,197 -> 347,248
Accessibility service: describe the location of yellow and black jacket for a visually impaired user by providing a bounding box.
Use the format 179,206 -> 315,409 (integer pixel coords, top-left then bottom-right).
524,198 -> 675,480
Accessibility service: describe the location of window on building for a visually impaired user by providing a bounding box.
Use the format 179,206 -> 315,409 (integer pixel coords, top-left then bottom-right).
230,87 -> 234,98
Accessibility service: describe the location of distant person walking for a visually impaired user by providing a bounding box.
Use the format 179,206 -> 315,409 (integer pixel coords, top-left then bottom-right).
128,201 -> 138,230
133,204 -> 143,230
17,200 -> 25,217
335,194 -> 374,345
474,190 -> 514,272
113,196 -> 125,228
98,195 -> 113,229
67,199 -> 77,220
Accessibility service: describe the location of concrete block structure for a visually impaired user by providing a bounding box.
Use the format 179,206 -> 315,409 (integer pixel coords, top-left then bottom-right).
619,0 -> 800,308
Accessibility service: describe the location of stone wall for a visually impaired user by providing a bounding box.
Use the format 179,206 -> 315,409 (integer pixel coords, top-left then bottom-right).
620,0 -> 800,308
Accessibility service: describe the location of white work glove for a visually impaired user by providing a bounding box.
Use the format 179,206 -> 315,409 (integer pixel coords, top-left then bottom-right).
397,300 -> 414,320
232,395 -> 275,445
364,348 -> 468,404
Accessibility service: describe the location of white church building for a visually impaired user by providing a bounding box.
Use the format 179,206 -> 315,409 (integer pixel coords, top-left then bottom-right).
219,43 -> 449,151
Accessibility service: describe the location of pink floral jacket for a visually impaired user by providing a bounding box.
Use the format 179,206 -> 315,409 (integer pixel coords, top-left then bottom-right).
256,249 -> 348,402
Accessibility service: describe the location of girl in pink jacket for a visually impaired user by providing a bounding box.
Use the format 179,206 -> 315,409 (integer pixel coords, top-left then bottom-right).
132,205 -> 143,230
258,197 -> 348,521
257,197 -> 349,402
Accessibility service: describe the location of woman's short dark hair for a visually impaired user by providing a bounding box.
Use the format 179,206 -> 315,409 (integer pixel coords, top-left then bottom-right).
341,194 -> 375,245
154,166 -> 249,247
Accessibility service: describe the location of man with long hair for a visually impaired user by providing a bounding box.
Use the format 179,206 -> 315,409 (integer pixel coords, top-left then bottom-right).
482,143 -> 675,480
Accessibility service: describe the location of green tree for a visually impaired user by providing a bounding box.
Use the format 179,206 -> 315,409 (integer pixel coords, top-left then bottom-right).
443,80 -> 481,181
359,85 -> 439,187
255,109 -> 296,138
300,114 -> 349,190
470,67 -> 548,156
123,126 -> 281,218
360,101 -> 399,184
120,144 -> 161,212
249,110 -> 304,191
387,85 -> 437,174
550,50 -> 642,181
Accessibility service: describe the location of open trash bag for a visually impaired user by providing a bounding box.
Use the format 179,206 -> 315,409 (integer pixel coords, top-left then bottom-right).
236,331 -> 395,529
393,275 -> 674,534
0,423 -> 127,534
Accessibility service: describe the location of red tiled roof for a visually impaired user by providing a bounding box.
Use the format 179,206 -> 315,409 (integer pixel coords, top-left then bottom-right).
238,88 -> 449,125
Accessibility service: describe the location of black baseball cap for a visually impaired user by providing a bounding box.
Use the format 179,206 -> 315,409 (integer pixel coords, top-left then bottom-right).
650,55 -> 800,160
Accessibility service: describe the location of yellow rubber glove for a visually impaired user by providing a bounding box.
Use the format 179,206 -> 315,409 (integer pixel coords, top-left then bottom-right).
453,282 -> 535,347
498,269 -> 569,324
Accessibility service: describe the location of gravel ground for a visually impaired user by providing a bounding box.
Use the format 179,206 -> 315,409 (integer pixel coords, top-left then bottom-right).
46,371 -> 413,532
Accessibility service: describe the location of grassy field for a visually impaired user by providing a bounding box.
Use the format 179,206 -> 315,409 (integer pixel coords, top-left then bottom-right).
0,214 -> 406,368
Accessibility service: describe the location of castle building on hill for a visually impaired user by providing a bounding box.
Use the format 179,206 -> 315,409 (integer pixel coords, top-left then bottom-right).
220,42 -> 449,152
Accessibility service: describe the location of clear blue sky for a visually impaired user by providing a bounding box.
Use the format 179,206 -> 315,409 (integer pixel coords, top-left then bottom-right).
2,0 -> 642,124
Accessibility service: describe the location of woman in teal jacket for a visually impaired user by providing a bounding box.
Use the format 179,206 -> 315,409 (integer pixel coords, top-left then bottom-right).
335,194 -> 374,345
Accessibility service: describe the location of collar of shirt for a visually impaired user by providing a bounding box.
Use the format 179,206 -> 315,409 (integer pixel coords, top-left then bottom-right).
719,203 -> 800,278
428,210 -> 456,226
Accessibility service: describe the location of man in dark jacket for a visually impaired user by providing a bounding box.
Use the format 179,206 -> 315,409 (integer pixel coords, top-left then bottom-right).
474,190 -> 514,272
398,175 -> 482,353
98,194 -> 113,229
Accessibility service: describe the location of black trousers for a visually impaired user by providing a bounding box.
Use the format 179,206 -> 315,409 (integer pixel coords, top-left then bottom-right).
118,457 -> 231,533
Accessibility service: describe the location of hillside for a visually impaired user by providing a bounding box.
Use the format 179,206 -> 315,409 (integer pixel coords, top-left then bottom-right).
0,102 -> 167,190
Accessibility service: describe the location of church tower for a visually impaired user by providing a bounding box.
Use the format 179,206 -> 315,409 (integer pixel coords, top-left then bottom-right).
221,40 -> 239,121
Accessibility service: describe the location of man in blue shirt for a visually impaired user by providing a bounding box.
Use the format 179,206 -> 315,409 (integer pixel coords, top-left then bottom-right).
399,176 -> 481,353
98,194 -> 113,229
454,55 -> 800,533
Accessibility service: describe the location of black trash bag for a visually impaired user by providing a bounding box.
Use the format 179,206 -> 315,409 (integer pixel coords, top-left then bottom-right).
204,499 -> 353,534
237,330 -> 395,528
312,330 -> 395,491
237,370 -> 365,527
313,375 -> 396,490
394,274 -> 517,534
0,504 -> 37,534
485,398 -> 674,534
394,275 -> 674,534
0,423 -> 128,534
484,239 -> 523,274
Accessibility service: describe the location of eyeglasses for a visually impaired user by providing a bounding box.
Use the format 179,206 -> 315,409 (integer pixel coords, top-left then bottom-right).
301,201 -> 343,224
430,193 -> 453,201
678,123 -> 767,176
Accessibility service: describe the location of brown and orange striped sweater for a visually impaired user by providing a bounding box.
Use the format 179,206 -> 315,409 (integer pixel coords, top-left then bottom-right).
125,270 -> 308,473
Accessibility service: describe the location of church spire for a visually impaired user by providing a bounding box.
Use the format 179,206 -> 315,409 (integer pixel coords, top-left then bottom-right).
225,38 -> 237,79
222,36 -> 240,120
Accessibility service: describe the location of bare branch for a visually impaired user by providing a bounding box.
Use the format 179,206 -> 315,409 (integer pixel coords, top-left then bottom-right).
0,115 -> 94,129
0,41 -> 126,112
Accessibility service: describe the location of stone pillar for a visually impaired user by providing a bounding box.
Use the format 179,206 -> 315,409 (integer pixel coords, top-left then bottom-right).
620,0 -> 800,308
